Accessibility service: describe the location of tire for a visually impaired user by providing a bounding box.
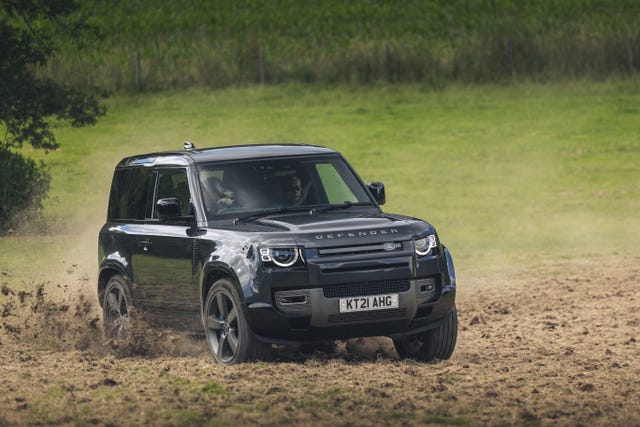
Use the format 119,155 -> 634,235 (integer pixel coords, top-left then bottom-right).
203,278 -> 270,364
103,275 -> 133,340
394,305 -> 458,362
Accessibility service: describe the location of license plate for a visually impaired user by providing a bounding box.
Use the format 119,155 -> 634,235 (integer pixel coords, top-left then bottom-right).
339,294 -> 399,313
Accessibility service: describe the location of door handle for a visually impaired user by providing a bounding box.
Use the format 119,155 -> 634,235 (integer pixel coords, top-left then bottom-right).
138,240 -> 152,251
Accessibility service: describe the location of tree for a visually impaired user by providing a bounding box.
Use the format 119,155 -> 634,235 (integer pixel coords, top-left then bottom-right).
0,0 -> 105,232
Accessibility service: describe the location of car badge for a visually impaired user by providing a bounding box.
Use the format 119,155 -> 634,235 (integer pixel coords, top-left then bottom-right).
383,242 -> 397,251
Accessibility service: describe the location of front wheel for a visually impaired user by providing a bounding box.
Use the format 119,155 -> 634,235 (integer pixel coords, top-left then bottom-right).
203,278 -> 270,364
394,305 -> 458,362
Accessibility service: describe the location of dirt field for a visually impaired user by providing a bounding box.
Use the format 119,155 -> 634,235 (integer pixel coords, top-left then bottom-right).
1,256 -> 638,426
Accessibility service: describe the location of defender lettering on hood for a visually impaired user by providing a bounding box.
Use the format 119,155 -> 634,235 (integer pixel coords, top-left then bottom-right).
314,229 -> 399,239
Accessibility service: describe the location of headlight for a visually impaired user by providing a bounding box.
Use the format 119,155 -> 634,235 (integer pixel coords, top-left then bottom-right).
259,247 -> 302,267
414,235 -> 437,256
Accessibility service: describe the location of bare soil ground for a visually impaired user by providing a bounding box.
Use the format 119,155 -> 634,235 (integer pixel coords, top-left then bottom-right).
1,256 -> 638,426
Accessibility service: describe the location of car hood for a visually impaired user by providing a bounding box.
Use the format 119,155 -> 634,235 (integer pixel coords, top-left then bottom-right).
253,212 -> 435,247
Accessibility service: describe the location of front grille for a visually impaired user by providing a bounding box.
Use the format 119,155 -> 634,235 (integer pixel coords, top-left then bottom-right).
322,279 -> 410,299
321,262 -> 408,274
318,242 -> 403,257
328,308 -> 408,324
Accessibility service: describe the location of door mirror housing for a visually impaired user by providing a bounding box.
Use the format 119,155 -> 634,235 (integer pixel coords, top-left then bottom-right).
367,182 -> 385,205
156,197 -> 183,221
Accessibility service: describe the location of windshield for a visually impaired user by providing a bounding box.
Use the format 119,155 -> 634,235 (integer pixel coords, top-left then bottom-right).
198,155 -> 373,220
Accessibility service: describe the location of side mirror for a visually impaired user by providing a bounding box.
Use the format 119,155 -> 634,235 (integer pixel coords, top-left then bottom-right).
156,197 -> 182,221
367,182 -> 386,206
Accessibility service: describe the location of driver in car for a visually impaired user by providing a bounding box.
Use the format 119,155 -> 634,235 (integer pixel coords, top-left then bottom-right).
282,174 -> 310,207
203,177 -> 240,213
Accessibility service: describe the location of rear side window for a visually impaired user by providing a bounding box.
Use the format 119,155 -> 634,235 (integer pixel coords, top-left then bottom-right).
107,167 -> 153,221
154,168 -> 191,217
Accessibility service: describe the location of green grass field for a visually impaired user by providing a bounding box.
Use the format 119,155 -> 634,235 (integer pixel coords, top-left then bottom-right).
1,80 -> 639,285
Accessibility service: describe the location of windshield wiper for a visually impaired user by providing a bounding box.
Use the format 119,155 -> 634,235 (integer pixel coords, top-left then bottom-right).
311,201 -> 372,215
234,202 -> 373,224
233,206 -> 310,225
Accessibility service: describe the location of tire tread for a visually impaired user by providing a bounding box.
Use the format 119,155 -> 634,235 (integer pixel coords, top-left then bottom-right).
393,305 -> 457,362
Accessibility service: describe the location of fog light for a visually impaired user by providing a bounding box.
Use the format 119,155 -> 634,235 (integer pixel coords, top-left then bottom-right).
279,295 -> 307,305
275,290 -> 312,315
417,278 -> 435,293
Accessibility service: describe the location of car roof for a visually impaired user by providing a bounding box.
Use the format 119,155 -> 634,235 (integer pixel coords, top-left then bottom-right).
117,144 -> 339,167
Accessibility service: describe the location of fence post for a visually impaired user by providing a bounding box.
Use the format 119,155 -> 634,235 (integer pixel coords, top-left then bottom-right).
384,42 -> 391,82
629,34 -> 635,73
259,46 -> 265,84
135,51 -> 142,91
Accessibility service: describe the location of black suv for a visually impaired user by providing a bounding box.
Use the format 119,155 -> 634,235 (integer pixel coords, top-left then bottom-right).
98,144 -> 457,364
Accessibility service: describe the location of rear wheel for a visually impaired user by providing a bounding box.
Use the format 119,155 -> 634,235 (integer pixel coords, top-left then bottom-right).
394,305 -> 458,362
103,275 -> 132,340
203,278 -> 270,364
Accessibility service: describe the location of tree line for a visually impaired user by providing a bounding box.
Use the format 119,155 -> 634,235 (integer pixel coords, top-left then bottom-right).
43,0 -> 640,91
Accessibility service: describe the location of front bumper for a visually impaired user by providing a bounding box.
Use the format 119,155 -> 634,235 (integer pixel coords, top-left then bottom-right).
246,278 -> 456,344
243,239 -> 456,344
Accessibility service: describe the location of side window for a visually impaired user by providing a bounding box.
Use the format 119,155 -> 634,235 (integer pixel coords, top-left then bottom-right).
315,163 -> 358,204
154,169 -> 190,217
107,167 -> 153,221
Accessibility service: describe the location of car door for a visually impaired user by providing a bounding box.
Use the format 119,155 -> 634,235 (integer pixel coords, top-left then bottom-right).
132,167 -> 199,326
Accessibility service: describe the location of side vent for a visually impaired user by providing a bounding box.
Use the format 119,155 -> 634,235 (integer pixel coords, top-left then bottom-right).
192,240 -> 200,276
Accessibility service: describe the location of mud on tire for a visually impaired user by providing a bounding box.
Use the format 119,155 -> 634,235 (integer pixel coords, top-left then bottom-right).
203,278 -> 271,364
393,305 -> 458,362
103,275 -> 132,340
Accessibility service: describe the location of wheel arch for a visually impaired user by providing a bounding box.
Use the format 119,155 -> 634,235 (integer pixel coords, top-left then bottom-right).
443,245 -> 456,288
98,264 -> 129,308
200,262 -> 243,310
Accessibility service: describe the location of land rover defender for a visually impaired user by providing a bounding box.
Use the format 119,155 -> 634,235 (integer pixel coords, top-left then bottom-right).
98,144 -> 457,364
